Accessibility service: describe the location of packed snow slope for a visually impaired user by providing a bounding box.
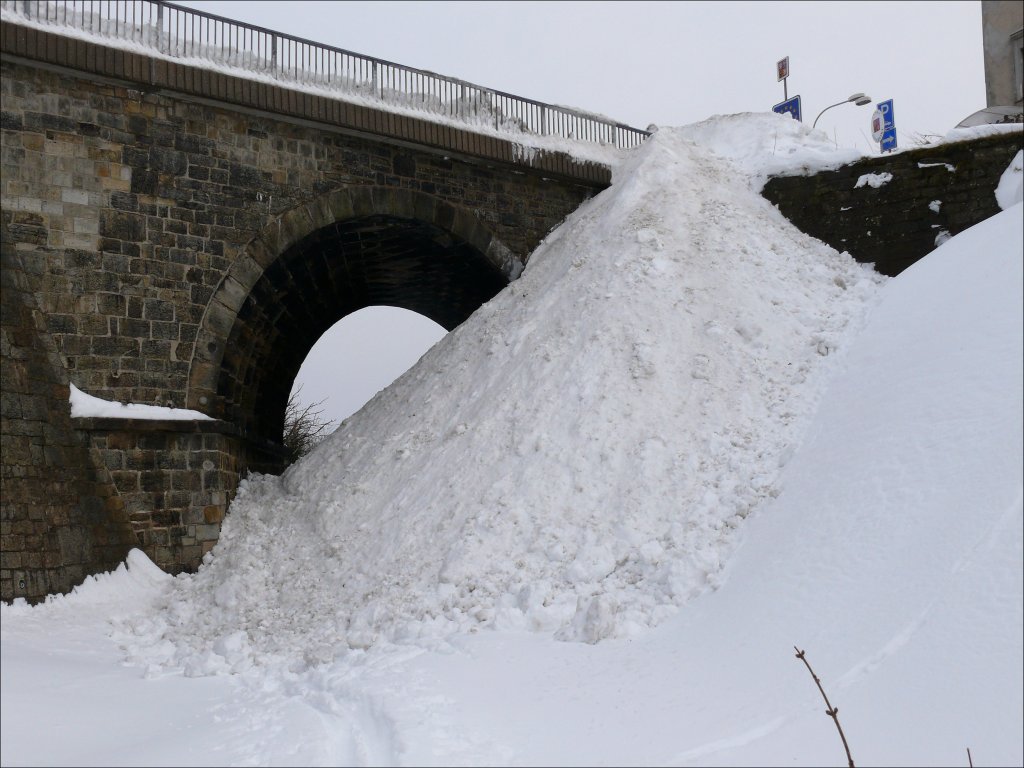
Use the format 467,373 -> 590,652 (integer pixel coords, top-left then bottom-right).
361,198 -> 1022,768
115,114 -> 884,671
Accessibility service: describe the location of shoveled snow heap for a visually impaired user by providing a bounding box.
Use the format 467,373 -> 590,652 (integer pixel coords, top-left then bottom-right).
121,114 -> 885,673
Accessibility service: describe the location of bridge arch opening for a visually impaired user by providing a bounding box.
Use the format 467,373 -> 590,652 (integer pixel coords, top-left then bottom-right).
289,305 -> 447,428
190,188 -> 513,457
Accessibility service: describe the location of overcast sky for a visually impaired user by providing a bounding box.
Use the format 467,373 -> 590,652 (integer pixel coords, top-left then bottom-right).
175,0 -> 988,426
178,1 -> 985,145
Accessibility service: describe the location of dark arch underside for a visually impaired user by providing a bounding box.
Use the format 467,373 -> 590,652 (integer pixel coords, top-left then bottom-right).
217,214 -> 507,443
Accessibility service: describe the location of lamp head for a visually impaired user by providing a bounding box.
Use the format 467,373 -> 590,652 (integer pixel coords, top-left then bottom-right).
848,93 -> 872,106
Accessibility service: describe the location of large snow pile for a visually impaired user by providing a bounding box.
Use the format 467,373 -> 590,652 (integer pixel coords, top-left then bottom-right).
115,113 -> 885,673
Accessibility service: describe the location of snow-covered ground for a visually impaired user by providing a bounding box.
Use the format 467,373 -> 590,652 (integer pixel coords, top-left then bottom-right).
2,113 -> 1021,767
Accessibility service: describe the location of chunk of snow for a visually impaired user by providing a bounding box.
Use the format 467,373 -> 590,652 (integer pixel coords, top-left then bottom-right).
995,149 -> 1023,210
918,161 -> 956,172
69,384 -> 212,420
854,171 -> 893,189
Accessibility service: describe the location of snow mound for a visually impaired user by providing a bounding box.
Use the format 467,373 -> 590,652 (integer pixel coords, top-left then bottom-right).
674,112 -> 867,190
118,118 -> 884,672
996,150 -> 1023,210
1,549 -> 170,619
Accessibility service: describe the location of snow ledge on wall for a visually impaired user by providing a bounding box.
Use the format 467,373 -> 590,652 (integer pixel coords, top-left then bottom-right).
69,384 -> 213,421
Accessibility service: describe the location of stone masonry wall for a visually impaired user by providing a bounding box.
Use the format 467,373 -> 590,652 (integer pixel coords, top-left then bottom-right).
73,418 -> 286,574
1,227 -> 136,603
1,35 -> 605,597
0,57 -> 602,412
762,130 -> 1023,276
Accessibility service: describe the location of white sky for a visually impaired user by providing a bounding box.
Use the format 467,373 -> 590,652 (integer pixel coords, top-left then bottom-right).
174,0 -> 989,427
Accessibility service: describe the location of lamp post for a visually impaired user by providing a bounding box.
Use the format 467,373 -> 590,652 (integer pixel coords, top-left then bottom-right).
812,93 -> 873,129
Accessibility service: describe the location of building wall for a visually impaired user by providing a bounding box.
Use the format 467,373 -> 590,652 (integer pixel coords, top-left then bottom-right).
982,0 -> 1024,107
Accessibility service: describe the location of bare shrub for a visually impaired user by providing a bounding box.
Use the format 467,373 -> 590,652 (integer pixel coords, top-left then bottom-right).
282,386 -> 335,466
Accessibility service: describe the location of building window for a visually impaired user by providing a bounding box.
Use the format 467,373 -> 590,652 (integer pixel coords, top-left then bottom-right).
1013,28 -> 1023,104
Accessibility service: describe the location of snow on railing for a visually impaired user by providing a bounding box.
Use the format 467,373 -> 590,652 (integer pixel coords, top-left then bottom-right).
1,0 -> 652,150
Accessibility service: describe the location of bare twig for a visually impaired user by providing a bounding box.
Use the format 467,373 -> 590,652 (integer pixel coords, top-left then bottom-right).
794,646 -> 855,768
967,747 -> 973,767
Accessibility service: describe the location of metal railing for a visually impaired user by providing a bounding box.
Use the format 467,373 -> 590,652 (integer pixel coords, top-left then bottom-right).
1,0 -> 651,150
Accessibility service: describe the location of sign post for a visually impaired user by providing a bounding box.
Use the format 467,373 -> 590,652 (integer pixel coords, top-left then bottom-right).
877,99 -> 897,152
773,95 -> 802,122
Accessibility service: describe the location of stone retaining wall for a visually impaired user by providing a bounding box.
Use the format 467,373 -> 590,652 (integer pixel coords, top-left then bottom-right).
762,130 -> 1022,275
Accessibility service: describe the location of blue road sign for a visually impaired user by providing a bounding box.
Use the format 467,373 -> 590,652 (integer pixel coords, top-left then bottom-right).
878,99 -> 897,152
773,95 -> 802,122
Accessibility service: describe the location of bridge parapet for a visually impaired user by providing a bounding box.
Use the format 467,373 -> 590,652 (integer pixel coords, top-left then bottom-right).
0,20 -> 614,186
1,0 -> 650,152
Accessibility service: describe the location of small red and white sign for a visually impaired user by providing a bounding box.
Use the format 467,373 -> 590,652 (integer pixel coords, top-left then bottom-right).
871,109 -> 885,142
777,56 -> 790,81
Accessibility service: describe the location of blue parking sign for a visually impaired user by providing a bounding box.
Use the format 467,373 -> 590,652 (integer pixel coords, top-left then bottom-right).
878,99 -> 897,152
773,95 -> 802,122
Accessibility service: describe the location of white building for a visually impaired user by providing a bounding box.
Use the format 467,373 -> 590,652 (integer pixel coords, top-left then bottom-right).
981,0 -> 1024,108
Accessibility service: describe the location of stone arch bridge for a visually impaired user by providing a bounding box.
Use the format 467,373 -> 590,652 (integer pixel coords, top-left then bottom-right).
0,14 -> 630,600
1,8 -> 1020,602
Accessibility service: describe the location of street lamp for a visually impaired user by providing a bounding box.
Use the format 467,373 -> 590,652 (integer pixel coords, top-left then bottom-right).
812,93 -> 873,129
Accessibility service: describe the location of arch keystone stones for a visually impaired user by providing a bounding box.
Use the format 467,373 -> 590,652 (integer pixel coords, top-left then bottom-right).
187,185 -> 515,413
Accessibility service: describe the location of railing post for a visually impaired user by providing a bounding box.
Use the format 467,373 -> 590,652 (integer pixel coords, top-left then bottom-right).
540,105 -> 547,136
155,2 -> 164,54
371,61 -> 378,97
271,36 -> 277,73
